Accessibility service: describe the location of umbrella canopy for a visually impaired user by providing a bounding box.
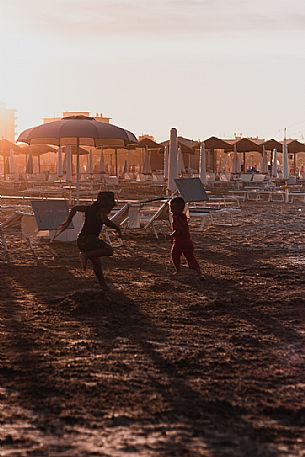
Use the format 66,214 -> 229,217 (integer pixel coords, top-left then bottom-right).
262,139 -> 283,152
285,139 -> 305,154
231,138 -> 262,153
193,136 -> 233,151
162,136 -> 196,154
129,138 -> 163,151
17,115 -> 138,203
62,145 -> 89,155
19,144 -> 57,156
0,139 -> 22,156
17,115 -> 138,147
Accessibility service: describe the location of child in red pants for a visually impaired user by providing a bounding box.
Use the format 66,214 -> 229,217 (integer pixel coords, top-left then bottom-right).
170,197 -> 204,279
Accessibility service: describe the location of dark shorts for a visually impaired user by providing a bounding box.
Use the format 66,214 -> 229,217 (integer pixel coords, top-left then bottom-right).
77,235 -> 110,252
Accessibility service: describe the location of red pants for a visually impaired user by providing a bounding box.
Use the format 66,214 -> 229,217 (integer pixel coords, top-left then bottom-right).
171,239 -> 200,272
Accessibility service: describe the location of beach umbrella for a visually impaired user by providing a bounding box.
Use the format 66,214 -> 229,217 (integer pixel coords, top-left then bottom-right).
0,139 -> 21,156
17,115 -> 138,203
26,148 -> 34,174
283,142 -> 289,180
86,148 -> 94,175
199,143 -> 207,185
231,144 -> 240,173
98,148 -> 106,174
272,148 -> 278,177
143,147 -> 152,174
57,146 -> 63,177
193,136 -> 233,151
4,156 -> 10,177
65,146 -> 72,182
168,128 -> 178,192
231,138 -> 261,172
164,145 -> 169,179
260,146 -> 268,174
9,149 -> 17,174
177,147 -> 185,175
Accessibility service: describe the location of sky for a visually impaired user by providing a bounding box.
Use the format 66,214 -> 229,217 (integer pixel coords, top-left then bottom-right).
0,0 -> 304,142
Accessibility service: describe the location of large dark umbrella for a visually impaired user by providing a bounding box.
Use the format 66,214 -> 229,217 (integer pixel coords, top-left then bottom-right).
285,140 -> 305,175
19,144 -> 57,174
17,115 -> 138,202
262,139 -> 283,175
0,140 -> 21,178
193,136 -> 233,151
230,138 -> 262,172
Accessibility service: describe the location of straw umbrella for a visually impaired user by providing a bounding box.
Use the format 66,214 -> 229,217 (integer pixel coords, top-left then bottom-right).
26,148 -> 34,174
262,139 -> 283,175
231,138 -> 262,172
199,143 -> 207,185
285,140 -> 305,175
65,146 -> 72,182
164,145 -> 169,179
177,147 -> 185,176
168,128 -> 178,193
143,148 -> 152,174
283,142 -> 289,180
98,148 -> 106,174
19,144 -> 57,174
260,146 -> 268,174
17,115 -> 138,203
0,139 -> 22,178
272,148 -> 278,177
193,137 -> 233,173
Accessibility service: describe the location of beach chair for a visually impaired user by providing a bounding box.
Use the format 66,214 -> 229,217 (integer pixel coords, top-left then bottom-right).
31,199 -> 83,242
175,177 -> 240,228
0,211 -> 36,262
103,204 -> 129,245
143,200 -> 171,239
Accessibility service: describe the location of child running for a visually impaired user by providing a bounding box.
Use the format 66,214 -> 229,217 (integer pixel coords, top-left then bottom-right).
169,196 -> 204,280
58,191 -> 122,291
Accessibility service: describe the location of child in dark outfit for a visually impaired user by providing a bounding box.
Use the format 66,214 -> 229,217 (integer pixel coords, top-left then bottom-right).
58,191 -> 122,291
170,197 -> 204,279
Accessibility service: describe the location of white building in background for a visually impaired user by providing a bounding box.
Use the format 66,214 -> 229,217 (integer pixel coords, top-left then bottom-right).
0,102 -> 16,141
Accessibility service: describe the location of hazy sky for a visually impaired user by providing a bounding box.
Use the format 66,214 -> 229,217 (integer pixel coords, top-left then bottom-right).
0,0 -> 304,141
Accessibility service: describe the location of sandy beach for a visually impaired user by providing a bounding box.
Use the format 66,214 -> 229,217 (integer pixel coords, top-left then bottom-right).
0,196 -> 305,456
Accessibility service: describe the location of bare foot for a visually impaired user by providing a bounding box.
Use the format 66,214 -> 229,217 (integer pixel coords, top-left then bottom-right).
80,252 -> 88,271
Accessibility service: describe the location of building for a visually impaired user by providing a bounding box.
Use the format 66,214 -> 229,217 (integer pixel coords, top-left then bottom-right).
0,102 -> 16,141
43,111 -> 111,124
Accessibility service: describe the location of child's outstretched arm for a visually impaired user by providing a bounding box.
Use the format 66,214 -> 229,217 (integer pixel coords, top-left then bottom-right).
58,205 -> 86,233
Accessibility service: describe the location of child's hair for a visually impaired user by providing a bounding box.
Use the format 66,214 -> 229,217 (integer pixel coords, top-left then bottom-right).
170,197 -> 185,211
96,191 -> 116,208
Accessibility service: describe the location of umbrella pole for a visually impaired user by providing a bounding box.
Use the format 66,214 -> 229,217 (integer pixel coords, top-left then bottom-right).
76,138 -> 80,204
38,155 -> 41,174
